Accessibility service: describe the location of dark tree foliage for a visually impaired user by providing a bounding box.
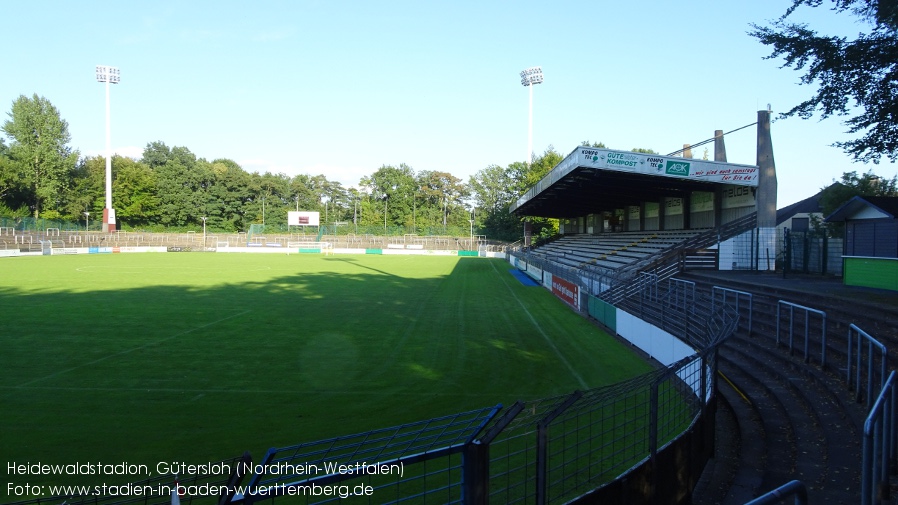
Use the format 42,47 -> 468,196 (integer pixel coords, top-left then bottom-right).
820,169 -> 898,214
749,0 -> 898,163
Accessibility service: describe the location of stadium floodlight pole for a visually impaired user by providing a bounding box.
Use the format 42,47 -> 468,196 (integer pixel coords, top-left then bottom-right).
96,65 -> 120,232
470,206 -> 475,244
201,216 -> 207,249
84,211 -> 90,232
520,66 -> 543,165
469,215 -> 474,246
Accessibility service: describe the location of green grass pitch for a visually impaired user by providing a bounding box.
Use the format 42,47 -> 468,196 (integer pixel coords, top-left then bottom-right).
0,253 -> 652,492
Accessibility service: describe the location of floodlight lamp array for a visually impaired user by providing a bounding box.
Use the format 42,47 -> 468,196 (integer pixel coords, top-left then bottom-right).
520,66 -> 543,86
96,65 -> 121,84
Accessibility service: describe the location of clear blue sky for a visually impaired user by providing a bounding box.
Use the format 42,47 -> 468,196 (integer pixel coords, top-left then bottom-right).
3,0 -> 892,207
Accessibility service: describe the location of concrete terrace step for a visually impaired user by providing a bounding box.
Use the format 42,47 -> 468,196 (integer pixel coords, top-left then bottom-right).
681,272 -> 879,504
716,353 -> 799,497
697,378 -> 766,505
703,350 -> 862,503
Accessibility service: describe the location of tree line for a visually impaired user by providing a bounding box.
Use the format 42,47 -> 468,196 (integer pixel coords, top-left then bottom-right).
5,2 -> 897,241
0,94 -> 586,241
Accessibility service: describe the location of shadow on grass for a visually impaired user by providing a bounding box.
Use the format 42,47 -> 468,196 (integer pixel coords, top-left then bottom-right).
0,255 -> 646,492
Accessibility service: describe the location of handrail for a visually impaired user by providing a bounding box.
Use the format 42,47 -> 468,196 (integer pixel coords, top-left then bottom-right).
743,480 -> 808,505
775,300 -> 827,365
848,324 -> 889,407
862,371 -> 897,505
627,280 -> 738,350
712,286 -> 753,336
599,212 -> 758,305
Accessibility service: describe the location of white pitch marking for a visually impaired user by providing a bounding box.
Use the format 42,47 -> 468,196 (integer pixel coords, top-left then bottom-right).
489,261 -> 589,389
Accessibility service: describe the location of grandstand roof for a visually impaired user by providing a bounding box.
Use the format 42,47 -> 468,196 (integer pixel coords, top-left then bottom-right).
511,146 -> 759,218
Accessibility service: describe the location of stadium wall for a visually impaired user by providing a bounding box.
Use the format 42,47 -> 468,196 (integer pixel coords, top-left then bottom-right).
718,227 -> 777,270
614,310 -> 696,366
0,245 -> 504,259
517,258 -> 580,309
82,246 -> 169,254
508,256 -> 694,366
0,249 -> 41,257
216,246 -> 484,257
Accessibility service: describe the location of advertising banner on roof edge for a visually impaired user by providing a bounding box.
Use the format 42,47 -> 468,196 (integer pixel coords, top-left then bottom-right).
577,148 -> 759,186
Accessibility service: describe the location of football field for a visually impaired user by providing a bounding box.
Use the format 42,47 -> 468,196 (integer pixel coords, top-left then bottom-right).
0,253 -> 652,492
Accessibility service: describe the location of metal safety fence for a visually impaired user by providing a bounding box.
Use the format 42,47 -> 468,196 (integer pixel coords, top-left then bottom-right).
482,349 -> 716,505
5,343 -> 728,505
238,406 -> 502,504
862,371 -> 897,505
231,344 -> 718,505
711,286 -> 753,337
744,480 -> 809,505
849,324 -> 890,407
612,276 -> 740,352
782,230 -> 842,276
775,301 -> 828,366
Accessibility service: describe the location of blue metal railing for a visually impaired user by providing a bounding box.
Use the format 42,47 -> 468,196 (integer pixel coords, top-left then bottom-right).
775,300 -> 827,365
848,323 -> 889,407
743,480 -> 808,504
712,286 -> 753,336
862,371 -> 898,505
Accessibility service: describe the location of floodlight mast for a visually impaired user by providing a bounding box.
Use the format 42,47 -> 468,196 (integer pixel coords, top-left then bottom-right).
96,65 -> 120,232
520,66 -> 543,165
201,216 -> 207,249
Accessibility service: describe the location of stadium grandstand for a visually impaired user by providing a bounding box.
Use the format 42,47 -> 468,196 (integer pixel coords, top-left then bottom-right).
508,110 -> 896,504
511,110 -> 777,286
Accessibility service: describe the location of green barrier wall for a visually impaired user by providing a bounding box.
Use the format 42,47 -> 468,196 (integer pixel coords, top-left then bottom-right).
843,257 -> 898,291
587,295 -> 617,332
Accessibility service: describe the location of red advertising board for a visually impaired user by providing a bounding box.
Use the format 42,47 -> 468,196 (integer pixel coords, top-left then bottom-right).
551,276 -> 578,309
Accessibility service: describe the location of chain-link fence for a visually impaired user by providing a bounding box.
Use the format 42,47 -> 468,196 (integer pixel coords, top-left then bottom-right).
0,216 -> 482,241
782,230 -> 842,275
0,230 -> 503,255
483,348 -> 715,505
0,216 -> 88,232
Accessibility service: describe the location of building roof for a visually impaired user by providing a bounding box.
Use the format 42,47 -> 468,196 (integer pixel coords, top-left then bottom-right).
776,191 -> 824,226
825,195 -> 898,222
